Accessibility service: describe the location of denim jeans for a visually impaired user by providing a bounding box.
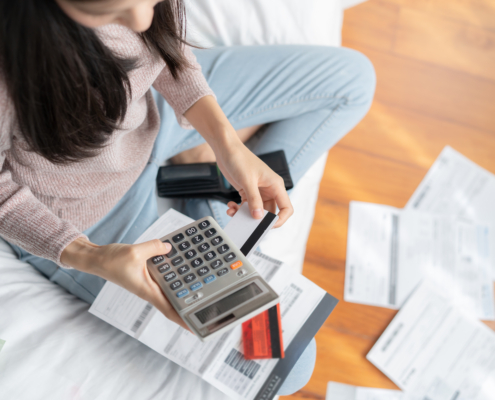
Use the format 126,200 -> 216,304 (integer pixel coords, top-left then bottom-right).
10,45 -> 375,396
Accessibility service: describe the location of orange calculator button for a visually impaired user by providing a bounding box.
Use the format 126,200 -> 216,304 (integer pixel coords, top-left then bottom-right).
230,261 -> 243,270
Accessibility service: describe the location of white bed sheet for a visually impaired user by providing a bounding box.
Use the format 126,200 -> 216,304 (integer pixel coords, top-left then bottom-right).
0,1 -> 347,398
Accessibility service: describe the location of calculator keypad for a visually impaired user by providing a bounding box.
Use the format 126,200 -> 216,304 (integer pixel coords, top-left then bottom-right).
185,226 -> 198,236
148,218 -> 253,308
172,256 -> 184,266
184,249 -> 197,260
192,235 -> 204,245
191,258 -> 203,268
224,252 -> 236,262
158,263 -> 171,273
218,244 -> 229,254
205,228 -> 216,238
211,236 -> 223,246
178,265 -> 190,275
164,271 -> 177,282
210,259 -> 223,269
178,241 -> 191,251
198,220 -> 210,230
170,281 -> 183,290
198,243 -> 210,253
172,233 -> 184,243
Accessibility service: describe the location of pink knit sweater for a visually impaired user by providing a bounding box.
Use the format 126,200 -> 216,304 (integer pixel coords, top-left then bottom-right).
0,25 -> 214,266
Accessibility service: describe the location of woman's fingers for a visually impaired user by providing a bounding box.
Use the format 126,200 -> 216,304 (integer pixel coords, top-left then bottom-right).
226,201 -> 241,217
273,186 -> 293,228
133,239 -> 171,259
244,182 -> 264,219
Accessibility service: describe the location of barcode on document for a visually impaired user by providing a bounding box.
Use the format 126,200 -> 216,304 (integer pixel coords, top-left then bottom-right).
224,349 -> 260,380
131,302 -> 153,333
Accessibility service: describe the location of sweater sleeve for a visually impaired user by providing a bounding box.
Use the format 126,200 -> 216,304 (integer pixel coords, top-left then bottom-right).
152,45 -> 215,129
0,84 -> 87,268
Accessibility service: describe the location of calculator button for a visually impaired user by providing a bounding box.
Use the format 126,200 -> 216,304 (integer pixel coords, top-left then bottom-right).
157,263 -> 171,273
230,260 -> 243,270
192,235 -> 204,245
204,251 -> 216,261
190,282 -> 203,291
203,275 -> 216,284
191,258 -> 204,268
198,266 -> 210,276
178,265 -> 190,275
210,259 -> 223,269
178,241 -> 191,251
205,228 -> 217,238
172,233 -> 185,243
162,240 -> 177,257
172,256 -> 184,266
236,269 -> 247,277
184,273 -> 196,283
152,255 -> 165,265
217,268 -> 229,277
185,226 -> 198,236
224,253 -> 236,262
184,249 -> 197,260
218,244 -> 229,254
176,289 -> 189,298
198,243 -> 210,253
198,220 -> 211,230
170,280 -> 183,290
164,271 -> 177,282
211,236 -> 223,246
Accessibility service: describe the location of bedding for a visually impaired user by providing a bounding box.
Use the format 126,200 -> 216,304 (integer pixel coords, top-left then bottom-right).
0,1 -> 347,398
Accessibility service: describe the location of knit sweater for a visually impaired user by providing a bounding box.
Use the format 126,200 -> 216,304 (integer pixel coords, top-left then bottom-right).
0,24 -> 214,267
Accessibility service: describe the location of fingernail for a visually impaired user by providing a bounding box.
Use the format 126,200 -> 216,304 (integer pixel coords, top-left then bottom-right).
252,209 -> 263,218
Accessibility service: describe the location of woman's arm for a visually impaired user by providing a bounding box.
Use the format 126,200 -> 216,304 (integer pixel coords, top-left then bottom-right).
183,95 -> 293,227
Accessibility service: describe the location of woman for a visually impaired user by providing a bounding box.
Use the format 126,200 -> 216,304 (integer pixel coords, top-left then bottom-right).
0,0 -> 375,395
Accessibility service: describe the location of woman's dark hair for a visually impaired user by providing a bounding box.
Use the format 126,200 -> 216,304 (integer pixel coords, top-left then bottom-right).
0,0 -> 190,164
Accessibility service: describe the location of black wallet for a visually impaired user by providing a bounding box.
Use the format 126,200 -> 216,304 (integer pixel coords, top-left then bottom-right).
156,150 -> 294,203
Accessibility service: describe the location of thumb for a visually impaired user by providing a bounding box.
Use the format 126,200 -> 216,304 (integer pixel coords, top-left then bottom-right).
133,239 -> 171,260
245,182 -> 264,219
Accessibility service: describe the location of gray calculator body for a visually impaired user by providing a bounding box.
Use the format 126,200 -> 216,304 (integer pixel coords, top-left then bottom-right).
147,216 -> 279,341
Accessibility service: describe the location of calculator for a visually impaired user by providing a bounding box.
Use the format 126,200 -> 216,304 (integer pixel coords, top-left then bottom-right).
147,216 -> 279,341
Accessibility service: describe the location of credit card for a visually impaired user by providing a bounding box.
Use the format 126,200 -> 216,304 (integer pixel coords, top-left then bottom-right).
242,304 -> 284,359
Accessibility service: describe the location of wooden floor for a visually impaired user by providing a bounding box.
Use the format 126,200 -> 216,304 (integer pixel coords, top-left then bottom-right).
287,0 -> 495,398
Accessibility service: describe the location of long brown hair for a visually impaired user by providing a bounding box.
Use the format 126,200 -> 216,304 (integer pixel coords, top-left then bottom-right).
0,0 -> 190,164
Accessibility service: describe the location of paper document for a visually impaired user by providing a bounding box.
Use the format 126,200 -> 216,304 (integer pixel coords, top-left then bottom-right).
326,382 -> 402,400
406,146 -> 495,279
367,283 -> 495,400
345,201 -> 494,320
90,209 -> 337,400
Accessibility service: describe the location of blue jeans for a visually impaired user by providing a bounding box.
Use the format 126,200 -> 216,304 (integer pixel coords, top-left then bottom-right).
9,45 -> 375,396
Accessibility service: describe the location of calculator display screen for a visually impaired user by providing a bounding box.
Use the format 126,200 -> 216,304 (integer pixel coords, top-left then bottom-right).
195,283 -> 262,324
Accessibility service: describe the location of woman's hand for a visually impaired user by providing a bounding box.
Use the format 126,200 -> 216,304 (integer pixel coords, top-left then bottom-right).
183,96 -> 294,228
216,139 -> 293,228
61,237 -> 189,330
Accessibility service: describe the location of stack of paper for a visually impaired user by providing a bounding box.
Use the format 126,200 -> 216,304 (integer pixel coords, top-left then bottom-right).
334,147 -> 495,400
89,208 -> 338,400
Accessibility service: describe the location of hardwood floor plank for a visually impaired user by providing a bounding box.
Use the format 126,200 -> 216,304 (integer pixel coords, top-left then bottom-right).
343,45 -> 495,133
388,0 -> 495,31
393,7 -> 495,81
342,0 -> 400,52
339,101 -> 495,173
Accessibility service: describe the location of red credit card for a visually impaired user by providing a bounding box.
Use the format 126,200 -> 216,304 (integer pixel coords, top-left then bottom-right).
242,304 -> 284,359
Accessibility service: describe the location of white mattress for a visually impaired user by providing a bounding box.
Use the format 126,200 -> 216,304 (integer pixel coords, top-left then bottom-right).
0,1 -> 345,398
